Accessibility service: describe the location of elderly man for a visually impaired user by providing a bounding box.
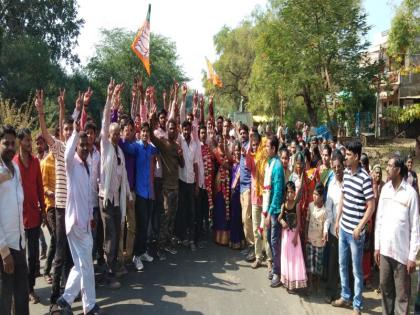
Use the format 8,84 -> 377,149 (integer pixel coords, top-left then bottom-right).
99,80 -> 131,289
375,155 -> 419,315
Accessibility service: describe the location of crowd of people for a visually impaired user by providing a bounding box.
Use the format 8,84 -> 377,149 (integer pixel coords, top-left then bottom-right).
0,78 -> 419,315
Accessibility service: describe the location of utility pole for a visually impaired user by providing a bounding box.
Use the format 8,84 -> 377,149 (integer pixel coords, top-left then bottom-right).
375,46 -> 384,139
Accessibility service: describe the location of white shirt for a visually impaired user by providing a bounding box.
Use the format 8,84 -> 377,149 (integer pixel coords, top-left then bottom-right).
65,131 -> 93,235
178,136 -> 200,184
325,176 -> 343,236
197,142 -> 205,189
0,160 -> 25,258
87,146 -> 100,208
375,180 -> 420,265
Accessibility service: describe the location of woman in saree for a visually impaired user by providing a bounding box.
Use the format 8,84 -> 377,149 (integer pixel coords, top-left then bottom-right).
230,142 -> 245,249
212,135 -> 231,245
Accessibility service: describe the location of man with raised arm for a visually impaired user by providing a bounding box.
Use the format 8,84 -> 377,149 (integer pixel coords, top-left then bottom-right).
35,89 -> 81,310
98,80 -> 131,290
54,119 -> 102,315
150,106 -> 185,255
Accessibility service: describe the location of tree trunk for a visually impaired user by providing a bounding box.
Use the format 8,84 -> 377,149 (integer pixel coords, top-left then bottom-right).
302,87 -> 318,126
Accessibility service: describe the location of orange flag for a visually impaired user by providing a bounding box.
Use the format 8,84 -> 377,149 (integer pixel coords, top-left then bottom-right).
205,57 -> 223,88
131,4 -> 151,76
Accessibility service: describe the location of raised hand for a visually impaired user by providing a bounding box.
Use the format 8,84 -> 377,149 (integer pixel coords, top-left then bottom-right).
107,78 -> 116,99
57,89 -> 65,109
35,89 -> 45,113
83,87 -> 93,107
137,77 -> 144,96
174,81 -> 180,94
199,94 -> 205,108
75,91 -> 84,111
182,83 -> 188,97
193,90 -> 198,105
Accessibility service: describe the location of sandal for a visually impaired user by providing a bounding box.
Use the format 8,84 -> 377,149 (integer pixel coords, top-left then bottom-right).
29,292 -> 40,304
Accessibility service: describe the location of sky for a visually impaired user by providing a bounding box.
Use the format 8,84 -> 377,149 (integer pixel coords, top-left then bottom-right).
75,0 -> 401,91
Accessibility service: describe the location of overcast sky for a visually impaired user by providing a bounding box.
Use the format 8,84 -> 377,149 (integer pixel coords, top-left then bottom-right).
75,0 -> 401,91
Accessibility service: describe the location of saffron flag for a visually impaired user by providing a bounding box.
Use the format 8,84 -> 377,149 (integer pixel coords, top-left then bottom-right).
131,4 -> 151,76
205,57 -> 223,88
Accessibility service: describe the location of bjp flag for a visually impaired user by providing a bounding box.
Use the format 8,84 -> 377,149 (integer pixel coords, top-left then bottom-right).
131,4 -> 151,76
205,57 -> 223,88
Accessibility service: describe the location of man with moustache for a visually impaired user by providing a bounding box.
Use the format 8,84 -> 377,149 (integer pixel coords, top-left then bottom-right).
55,120 -> 102,315
0,125 -> 29,315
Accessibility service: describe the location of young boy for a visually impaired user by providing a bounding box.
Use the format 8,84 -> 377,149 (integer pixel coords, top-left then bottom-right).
305,183 -> 328,292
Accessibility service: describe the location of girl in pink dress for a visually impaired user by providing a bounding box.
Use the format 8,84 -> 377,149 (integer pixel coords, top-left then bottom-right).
279,181 -> 307,293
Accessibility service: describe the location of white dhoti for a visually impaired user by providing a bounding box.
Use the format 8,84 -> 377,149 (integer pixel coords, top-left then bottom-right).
63,225 -> 96,313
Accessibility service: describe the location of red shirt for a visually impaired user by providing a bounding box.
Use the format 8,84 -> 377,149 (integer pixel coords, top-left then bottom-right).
13,154 -> 45,229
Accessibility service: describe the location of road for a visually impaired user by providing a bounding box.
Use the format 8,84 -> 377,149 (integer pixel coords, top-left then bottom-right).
30,233 -> 382,315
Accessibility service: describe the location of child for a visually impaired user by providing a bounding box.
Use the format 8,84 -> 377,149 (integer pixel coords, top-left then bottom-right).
279,181 -> 307,293
305,182 -> 328,292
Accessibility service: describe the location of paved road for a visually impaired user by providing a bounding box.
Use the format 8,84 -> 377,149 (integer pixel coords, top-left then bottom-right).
30,233 -> 382,315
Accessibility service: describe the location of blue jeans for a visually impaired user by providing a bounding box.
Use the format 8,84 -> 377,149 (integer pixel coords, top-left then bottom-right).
339,227 -> 365,310
267,214 -> 281,275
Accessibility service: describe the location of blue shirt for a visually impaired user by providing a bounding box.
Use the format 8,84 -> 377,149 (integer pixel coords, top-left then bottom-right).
120,140 -> 158,199
268,156 -> 285,215
240,141 -> 251,193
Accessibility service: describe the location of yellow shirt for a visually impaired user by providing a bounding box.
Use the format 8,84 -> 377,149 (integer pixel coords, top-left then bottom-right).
41,152 -> 56,211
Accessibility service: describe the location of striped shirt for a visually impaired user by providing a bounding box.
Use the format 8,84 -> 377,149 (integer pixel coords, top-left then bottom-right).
50,140 -> 67,209
340,166 -> 374,234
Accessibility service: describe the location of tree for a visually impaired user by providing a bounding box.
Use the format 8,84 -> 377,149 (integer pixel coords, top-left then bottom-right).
0,0 -> 84,63
250,0 -> 371,126
207,21 -> 257,113
0,35 -> 65,103
86,28 -> 187,111
387,0 -> 420,66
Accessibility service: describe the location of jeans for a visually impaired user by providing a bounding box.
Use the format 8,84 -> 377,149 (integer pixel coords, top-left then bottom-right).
267,213 -> 281,275
44,207 -> 56,276
380,255 -> 411,315
25,227 -> 40,293
0,249 -> 29,315
99,198 -> 121,276
176,180 -> 197,243
134,196 -> 153,256
338,227 -> 365,310
51,207 -> 73,304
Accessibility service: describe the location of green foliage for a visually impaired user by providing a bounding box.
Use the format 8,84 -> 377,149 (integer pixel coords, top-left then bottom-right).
252,0 -> 371,126
399,103 -> 420,123
0,97 -> 36,129
210,21 -> 257,112
0,0 -> 84,63
387,0 -> 420,62
86,28 -> 187,112
0,35 -> 65,103
210,0 -> 373,127
383,105 -> 403,125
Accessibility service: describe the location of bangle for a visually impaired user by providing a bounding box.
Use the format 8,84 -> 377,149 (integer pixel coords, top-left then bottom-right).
38,112 -> 45,116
